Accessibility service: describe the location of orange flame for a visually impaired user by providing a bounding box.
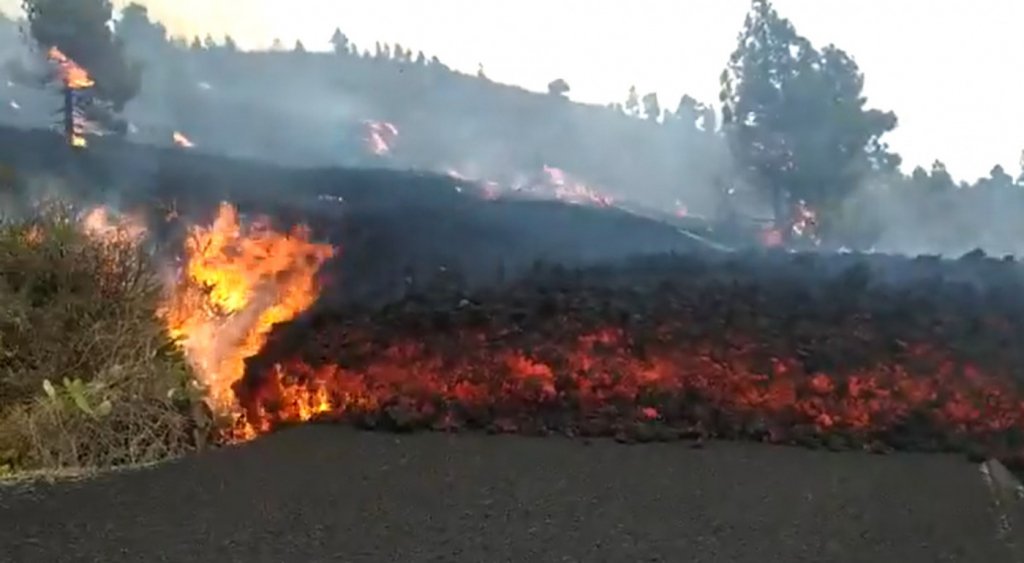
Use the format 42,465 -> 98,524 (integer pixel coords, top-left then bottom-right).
48,47 -> 94,148
540,165 -> 614,207
173,131 -> 195,148
47,47 -> 94,89
760,201 -> 820,248
161,203 -> 336,418
791,200 -> 819,243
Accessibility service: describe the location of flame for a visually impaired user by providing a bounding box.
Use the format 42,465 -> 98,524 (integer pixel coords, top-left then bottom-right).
791,200 -> 819,243
536,166 -> 614,207
48,47 -> 94,89
47,47 -> 94,148
445,167 -> 503,200
363,120 -> 398,156
444,165 -> 612,205
173,131 -> 195,148
161,202 -> 336,420
80,206 -> 148,243
760,201 -> 820,248
23,224 -> 44,245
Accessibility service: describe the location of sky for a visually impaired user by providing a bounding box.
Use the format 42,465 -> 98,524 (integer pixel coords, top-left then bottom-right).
4,0 -> 1023,181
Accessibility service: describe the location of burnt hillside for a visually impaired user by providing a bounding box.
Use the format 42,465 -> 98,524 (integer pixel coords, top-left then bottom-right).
0,126 -> 710,303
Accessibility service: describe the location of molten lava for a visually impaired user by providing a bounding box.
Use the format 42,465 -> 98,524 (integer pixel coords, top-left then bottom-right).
242,328 -> 1024,444
161,203 -> 336,419
236,266 -> 1024,467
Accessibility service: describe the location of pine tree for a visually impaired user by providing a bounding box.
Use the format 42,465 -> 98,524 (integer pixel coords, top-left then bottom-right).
624,86 -> 640,116
329,27 -> 349,54
719,0 -> 897,237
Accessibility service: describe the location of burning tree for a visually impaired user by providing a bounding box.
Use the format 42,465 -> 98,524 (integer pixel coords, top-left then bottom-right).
23,0 -> 142,139
719,0 -> 898,244
47,47 -> 92,147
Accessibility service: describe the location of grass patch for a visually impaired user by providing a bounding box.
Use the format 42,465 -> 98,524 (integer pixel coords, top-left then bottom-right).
0,200 -> 211,473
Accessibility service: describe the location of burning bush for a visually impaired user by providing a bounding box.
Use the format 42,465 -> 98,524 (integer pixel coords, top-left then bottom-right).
0,201 -> 207,472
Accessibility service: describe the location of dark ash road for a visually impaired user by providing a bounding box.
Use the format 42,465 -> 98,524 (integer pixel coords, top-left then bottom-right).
0,427 -> 1010,562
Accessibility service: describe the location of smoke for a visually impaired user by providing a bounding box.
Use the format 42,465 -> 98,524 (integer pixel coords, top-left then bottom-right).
2,10 -> 1024,260
132,52 -> 726,213
0,9 -> 733,249
839,166 -> 1024,258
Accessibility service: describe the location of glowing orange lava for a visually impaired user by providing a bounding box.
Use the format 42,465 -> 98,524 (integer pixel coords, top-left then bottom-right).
236,288 -> 1024,466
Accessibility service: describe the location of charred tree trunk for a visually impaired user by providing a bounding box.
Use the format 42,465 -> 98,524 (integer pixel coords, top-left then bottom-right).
62,86 -> 75,145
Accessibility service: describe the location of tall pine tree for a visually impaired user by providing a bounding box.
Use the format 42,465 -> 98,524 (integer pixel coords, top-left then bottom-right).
720,0 -> 898,240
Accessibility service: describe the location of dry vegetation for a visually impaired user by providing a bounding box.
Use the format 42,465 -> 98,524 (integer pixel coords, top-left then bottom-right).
0,200 -> 209,474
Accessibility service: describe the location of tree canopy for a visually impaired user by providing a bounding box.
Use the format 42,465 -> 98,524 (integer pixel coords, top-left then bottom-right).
23,0 -> 141,112
720,0 -> 898,238
547,78 -> 570,97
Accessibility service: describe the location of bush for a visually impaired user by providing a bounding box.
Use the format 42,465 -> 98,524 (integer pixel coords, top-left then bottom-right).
0,200 -> 209,473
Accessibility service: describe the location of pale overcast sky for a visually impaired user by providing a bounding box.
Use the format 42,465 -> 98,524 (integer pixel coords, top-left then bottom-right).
4,0 -> 1022,181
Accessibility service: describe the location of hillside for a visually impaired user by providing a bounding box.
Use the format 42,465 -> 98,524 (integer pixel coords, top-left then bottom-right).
0,125 -> 712,303
0,13 -> 730,218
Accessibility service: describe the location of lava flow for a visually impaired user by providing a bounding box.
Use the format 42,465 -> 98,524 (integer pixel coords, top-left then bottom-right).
235,260 -> 1024,466
160,202 -> 336,422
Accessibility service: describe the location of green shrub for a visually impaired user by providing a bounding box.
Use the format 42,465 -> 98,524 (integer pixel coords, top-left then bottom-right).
0,200 -> 210,472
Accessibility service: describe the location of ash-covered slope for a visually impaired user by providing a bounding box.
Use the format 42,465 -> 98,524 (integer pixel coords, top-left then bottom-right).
0,126 -> 712,302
